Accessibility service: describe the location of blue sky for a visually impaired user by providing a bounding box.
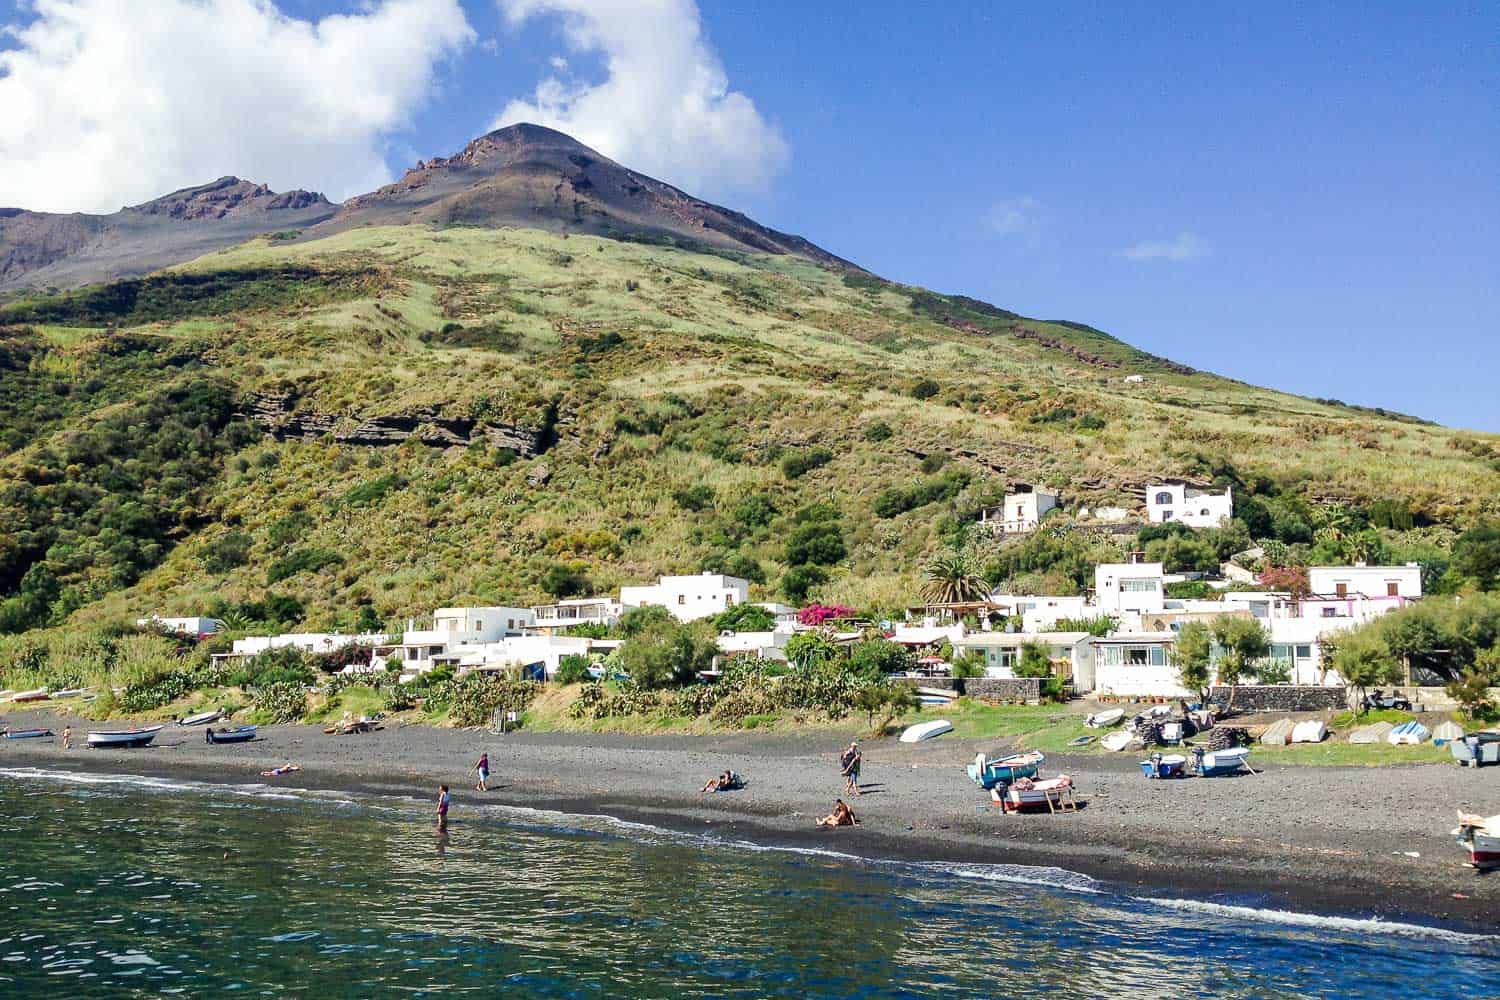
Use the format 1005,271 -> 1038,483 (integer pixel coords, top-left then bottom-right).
2,2 -> 1495,429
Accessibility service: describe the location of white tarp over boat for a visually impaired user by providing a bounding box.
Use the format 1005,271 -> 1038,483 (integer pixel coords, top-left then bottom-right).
900,719 -> 954,743
1349,721 -> 1395,744
1291,720 -> 1328,743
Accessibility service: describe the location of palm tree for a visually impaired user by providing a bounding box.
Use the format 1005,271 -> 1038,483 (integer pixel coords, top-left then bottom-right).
922,552 -> 986,605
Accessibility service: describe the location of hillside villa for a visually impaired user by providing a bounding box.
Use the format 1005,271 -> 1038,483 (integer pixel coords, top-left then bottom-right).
951,631 -> 1095,688
979,486 -> 1059,535
1146,483 -> 1233,528
530,597 -> 624,633
620,572 -> 750,623
137,615 -> 223,639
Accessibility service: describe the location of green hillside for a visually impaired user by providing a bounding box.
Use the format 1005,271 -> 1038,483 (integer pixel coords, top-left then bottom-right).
1,223 -> 1497,634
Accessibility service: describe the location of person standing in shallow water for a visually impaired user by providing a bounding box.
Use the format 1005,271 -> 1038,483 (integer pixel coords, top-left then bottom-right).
840,741 -> 862,796
436,785 -> 451,832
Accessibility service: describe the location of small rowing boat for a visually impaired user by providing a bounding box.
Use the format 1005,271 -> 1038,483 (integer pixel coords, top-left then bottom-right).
179,709 -> 223,727
4,727 -> 53,740
86,725 -> 164,749
1101,729 -> 1135,752
1085,708 -> 1125,728
1192,745 -> 1252,777
1387,720 -> 1430,746
205,725 -> 257,745
1291,720 -> 1328,744
992,775 -> 1077,813
967,750 -> 1044,790
7,688 -> 49,703
900,719 -> 953,743
51,688 -> 89,699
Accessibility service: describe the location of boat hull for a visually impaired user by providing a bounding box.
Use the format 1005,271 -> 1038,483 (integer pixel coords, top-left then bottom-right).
1450,733 -> 1500,767
4,728 -> 53,740
206,726 -> 257,745
967,751 -> 1044,790
1194,748 -> 1251,776
179,710 -> 223,727
996,777 -> 1076,813
86,726 -> 164,749
1454,830 -> 1500,869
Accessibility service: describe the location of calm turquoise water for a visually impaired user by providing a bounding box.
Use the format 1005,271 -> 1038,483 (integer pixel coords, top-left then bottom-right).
0,767 -> 1496,998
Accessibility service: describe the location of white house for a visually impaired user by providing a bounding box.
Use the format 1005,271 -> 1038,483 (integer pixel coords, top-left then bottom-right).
531,597 -> 624,633
1091,632 -> 1185,697
1146,483 -> 1233,528
1308,563 -> 1422,601
620,572 -> 749,623
371,606 -> 535,673
137,615 -> 223,639
952,631 -> 1095,690
451,635 -> 619,679
1095,561 -> 1166,616
716,629 -> 792,663
982,487 -> 1059,535
213,631 -> 388,667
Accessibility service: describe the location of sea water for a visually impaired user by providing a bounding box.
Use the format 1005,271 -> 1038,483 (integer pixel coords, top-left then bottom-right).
0,767 -> 1496,998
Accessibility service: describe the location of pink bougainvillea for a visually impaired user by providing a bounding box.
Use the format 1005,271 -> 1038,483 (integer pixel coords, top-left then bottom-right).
1257,565 -> 1310,598
798,603 -> 857,626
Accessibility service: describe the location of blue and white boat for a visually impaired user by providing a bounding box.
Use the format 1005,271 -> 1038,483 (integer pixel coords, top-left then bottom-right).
205,725 -> 257,745
1140,753 -> 1188,779
1192,745 -> 1252,776
3,727 -> 53,740
1451,730 -> 1500,767
967,750 -> 1044,790
1386,720 -> 1430,745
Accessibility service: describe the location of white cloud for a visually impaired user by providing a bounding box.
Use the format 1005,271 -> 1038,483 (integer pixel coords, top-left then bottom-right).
1120,232 -> 1209,262
493,0 -> 788,197
988,196 -> 1042,238
0,0 -> 474,213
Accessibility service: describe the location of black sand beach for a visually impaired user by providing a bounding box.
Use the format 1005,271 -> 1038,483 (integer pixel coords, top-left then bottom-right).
4,707 -> 1497,931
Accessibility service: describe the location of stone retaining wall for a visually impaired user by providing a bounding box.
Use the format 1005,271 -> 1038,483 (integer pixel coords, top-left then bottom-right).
1208,685 -> 1347,712
964,678 -> 1042,703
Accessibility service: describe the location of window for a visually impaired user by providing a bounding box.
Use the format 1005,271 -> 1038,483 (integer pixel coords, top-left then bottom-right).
1322,607 -> 1339,618
1162,510 -> 1174,521
1126,647 -> 1148,665
1155,492 -> 1173,505
1200,508 -> 1210,517
677,595 -> 686,605
1149,647 -> 1167,666
1121,579 -> 1157,593
1386,582 -> 1399,597
1335,582 -> 1348,597
475,620 -> 483,632
725,594 -> 736,606
1296,645 -> 1313,659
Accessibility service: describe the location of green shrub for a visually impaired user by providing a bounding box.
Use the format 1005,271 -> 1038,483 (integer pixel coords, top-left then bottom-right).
910,379 -> 940,399
672,484 -> 715,511
253,682 -> 309,723
202,531 -> 252,573
540,562 -> 591,598
266,548 -> 343,585
555,654 -> 593,685
781,446 -> 834,480
863,421 -> 893,442
444,675 -> 541,727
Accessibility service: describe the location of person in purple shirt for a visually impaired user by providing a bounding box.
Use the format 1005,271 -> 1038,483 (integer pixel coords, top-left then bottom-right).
436,785 -> 450,831
472,752 -> 490,791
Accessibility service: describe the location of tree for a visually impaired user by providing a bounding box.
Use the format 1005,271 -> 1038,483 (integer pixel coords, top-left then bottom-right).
785,632 -> 838,671
847,638 -> 915,681
921,552 -> 986,605
1013,642 -> 1053,678
540,562 -> 591,598
1328,630 -> 1403,712
617,618 -> 715,689
714,603 -> 776,633
1446,648 -> 1498,723
784,521 -> 845,567
618,604 -> 674,638
1174,621 -> 1213,701
854,682 -> 919,732
671,484 -> 715,511
781,565 -> 827,604
1054,615 -> 1117,637
1210,617 -> 1271,710
555,654 -> 592,685
1453,523 -> 1500,591
950,650 -> 986,679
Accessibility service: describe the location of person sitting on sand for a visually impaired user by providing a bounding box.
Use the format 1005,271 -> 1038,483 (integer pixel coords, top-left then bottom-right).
816,799 -> 858,828
261,764 -> 301,777
701,771 -> 745,793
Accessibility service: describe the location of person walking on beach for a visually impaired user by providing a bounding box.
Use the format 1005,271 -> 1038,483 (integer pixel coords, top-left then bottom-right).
436,784 -> 451,832
840,740 -> 862,796
472,752 -> 490,792
61,726 -> 71,750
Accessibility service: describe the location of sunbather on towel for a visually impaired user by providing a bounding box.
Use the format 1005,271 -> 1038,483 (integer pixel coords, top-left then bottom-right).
261,764 -> 301,777
701,771 -> 742,793
816,799 -> 858,828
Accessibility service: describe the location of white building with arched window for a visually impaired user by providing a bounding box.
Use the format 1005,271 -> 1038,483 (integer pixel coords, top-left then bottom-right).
1146,483 -> 1233,528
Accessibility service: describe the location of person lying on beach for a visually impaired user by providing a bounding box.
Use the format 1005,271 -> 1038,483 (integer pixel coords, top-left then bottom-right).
700,771 -> 745,793
816,799 -> 858,828
261,764 -> 301,777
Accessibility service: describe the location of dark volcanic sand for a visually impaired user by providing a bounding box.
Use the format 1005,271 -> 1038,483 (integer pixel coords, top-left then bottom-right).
3,707 -> 1497,931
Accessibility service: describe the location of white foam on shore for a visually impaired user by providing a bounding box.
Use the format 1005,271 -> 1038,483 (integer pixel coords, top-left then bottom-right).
0,767 -> 358,808
1141,896 -> 1498,945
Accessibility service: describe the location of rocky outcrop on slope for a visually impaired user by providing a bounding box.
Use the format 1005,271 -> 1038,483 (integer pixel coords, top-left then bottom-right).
243,392 -> 546,456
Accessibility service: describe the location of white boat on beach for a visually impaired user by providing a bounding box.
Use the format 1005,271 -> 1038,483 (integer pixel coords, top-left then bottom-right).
1387,721 -> 1430,745
1085,708 -> 1125,728
1259,719 -> 1295,746
178,709 -> 224,727
1348,721 -> 1394,744
900,719 -> 953,743
1291,720 -> 1327,743
51,688 -> 89,699
6,688 -> 49,703
1100,729 -> 1136,752
1431,721 -> 1464,746
86,725 -> 164,749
